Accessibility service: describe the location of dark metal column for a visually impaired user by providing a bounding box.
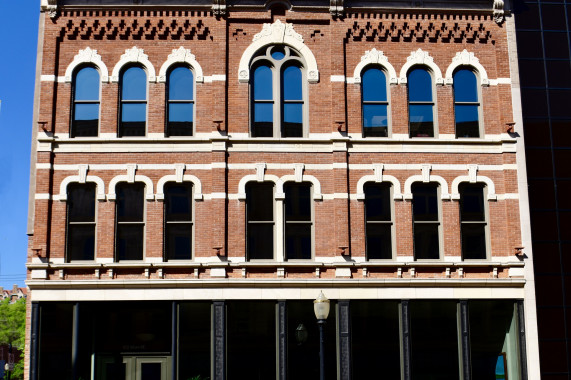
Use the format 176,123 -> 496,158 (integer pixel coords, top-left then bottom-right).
517,301 -> 528,380
277,301 -> 287,380
401,300 -> 411,380
213,301 -> 226,380
338,300 -> 351,380
30,302 -> 40,380
459,300 -> 471,380
172,301 -> 178,380
72,302 -> 79,380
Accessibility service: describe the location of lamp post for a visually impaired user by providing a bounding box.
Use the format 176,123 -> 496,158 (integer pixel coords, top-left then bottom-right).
313,291 -> 330,380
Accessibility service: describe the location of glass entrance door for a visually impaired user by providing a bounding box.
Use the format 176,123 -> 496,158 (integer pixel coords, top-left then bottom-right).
96,356 -> 170,380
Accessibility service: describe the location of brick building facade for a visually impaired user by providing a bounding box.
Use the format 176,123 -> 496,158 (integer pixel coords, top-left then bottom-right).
26,0 -> 540,378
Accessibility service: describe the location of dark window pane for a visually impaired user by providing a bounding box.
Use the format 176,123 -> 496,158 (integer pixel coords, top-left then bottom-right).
454,69 -> 478,102
413,223 -> 440,260
72,119 -> 98,137
530,210 -> 558,241
67,224 -> 95,261
542,4 -> 567,30
168,66 -> 194,100
413,184 -> 438,221
549,89 -> 571,117
557,179 -> 571,209
68,185 -> 96,222
363,68 -> 387,101
271,47 -> 285,60
363,104 -> 388,129
408,69 -> 433,101
351,301 -> 400,379
554,150 -> 571,177
462,224 -> 487,259
285,183 -> 311,221
544,32 -> 570,59
117,184 -> 144,222
516,31 -> 544,59
521,88 -> 548,117
366,223 -> 392,260
253,103 -> 273,137
227,302 -> 276,380
121,66 -> 147,100
254,65 -> 272,100
167,121 -> 193,136
283,103 -> 303,137
75,67 -> 100,101
528,179 -> 556,210
546,60 -> 571,88
410,301 -> 459,379
178,302 -> 211,380
283,66 -> 302,100
519,59 -> 546,88
460,185 -> 485,221
165,223 -> 192,260
364,184 -> 391,221
247,223 -> 274,260
515,2 -> 540,29
116,224 -> 144,260
409,104 -> 434,137
285,223 -> 311,260
523,119 -> 551,148
247,183 -> 274,221
141,363 -> 162,380
165,184 -> 192,221
525,148 -> 553,177
455,105 -> 480,137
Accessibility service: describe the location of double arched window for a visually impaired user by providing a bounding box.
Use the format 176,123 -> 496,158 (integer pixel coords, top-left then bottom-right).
71,66 -> 100,137
453,69 -> 481,138
119,66 -> 147,137
362,67 -> 389,137
166,66 -> 195,136
251,45 -> 306,138
408,68 -> 436,138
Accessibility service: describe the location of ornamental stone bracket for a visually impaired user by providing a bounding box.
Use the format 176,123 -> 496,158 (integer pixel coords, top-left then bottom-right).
41,0 -> 58,19
330,0 -> 344,17
212,0 -> 227,16
493,0 -> 505,25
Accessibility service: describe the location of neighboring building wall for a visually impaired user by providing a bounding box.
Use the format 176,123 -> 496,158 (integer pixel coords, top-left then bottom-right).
26,0 -> 539,379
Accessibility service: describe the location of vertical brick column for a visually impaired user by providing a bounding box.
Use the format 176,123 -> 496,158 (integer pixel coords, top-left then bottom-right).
332,138 -> 350,255
210,138 -> 228,257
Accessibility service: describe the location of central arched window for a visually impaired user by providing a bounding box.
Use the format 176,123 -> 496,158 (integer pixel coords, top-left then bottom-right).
362,67 -> 389,137
454,69 -> 480,138
167,66 -> 194,136
71,66 -> 100,137
251,45 -> 306,138
119,66 -> 147,137
408,68 -> 435,138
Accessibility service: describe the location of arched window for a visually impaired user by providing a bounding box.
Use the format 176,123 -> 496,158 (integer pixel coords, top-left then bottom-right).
164,182 -> 193,260
364,183 -> 393,259
454,69 -> 480,138
246,182 -> 275,260
115,183 -> 145,261
284,182 -> 313,260
412,183 -> 441,259
362,67 -> 389,137
459,183 -> 488,259
408,68 -> 435,138
167,66 -> 194,136
71,66 -> 100,137
251,45 -> 306,138
66,183 -> 96,261
119,66 -> 147,137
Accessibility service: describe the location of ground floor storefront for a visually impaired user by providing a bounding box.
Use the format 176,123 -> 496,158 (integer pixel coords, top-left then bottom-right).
29,298 -> 526,380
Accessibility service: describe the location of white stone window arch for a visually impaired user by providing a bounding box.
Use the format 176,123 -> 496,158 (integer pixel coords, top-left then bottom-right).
238,19 -> 319,83
156,166 -> 203,201
356,165 -> 403,200
403,166 -> 450,200
451,173 -> 497,201
352,49 -> 398,85
398,49 -> 443,85
107,168 -> 155,201
445,50 -> 489,86
238,174 -> 283,200
278,174 -> 322,201
110,47 -> 156,83
157,47 -> 204,83
64,47 -> 109,83
58,173 -> 106,201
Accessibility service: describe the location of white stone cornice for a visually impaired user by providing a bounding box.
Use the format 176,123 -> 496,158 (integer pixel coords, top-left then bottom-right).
111,47 -> 156,83
157,47 -> 204,83
64,48 -> 109,83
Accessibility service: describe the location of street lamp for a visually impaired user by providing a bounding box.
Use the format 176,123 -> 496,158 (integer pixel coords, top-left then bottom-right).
313,291 -> 330,380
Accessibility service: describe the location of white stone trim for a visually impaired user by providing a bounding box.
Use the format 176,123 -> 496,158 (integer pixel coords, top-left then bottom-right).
155,173 -> 203,201
157,47 -> 204,83
404,174 -> 450,200
58,175 -> 106,201
238,20 -> 319,83
35,194 -> 52,200
352,49 -> 398,85
107,174 -> 154,201
278,174 -> 323,200
330,75 -> 346,82
444,50 -> 489,86
356,174 -> 403,201
111,47 -> 156,83
64,47 -> 109,83
237,174 -> 282,200
450,174 -> 497,200
399,49 -> 443,85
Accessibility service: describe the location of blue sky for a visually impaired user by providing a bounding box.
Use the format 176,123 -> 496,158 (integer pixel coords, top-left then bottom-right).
0,0 -> 40,288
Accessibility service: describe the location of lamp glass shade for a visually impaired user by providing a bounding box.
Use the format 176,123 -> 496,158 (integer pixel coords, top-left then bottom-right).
313,291 -> 330,320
